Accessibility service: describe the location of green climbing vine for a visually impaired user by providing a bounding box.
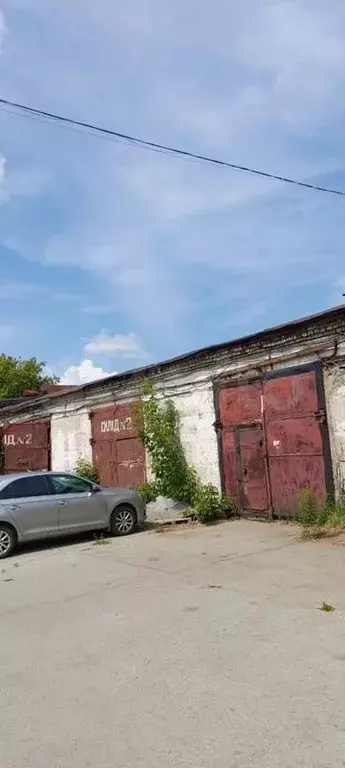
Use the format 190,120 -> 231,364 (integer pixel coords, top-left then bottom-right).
135,380 -> 233,522
74,458 -> 99,484
134,380 -> 197,504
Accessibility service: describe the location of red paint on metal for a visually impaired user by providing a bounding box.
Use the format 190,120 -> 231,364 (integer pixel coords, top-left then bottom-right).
265,372 -> 326,514
264,371 -> 318,418
219,368 -> 328,516
268,455 -> 325,515
2,420 -> 50,473
221,429 -> 238,499
219,382 -> 261,426
238,425 -> 268,511
220,382 -> 267,515
91,403 -> 146,488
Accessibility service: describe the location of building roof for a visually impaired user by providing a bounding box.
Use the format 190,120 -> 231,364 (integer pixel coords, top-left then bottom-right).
0,397 -> 31,410
0,386 -> 77,412
0,304 -> 344,418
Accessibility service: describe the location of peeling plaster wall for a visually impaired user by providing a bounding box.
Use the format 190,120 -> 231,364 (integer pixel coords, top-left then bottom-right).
171,383 -> 220,488
51,409 -> 92,472
324,364 -> 345,497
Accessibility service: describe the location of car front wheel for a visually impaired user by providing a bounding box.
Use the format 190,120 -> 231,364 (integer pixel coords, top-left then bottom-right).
111,505 -> 136,536
0,525 -> 16,559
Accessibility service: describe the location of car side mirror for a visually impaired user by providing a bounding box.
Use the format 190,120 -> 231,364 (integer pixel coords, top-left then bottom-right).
91,484 -> 101,493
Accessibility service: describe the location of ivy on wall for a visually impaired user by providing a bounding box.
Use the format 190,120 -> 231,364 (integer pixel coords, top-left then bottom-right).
135,381 -> 233,522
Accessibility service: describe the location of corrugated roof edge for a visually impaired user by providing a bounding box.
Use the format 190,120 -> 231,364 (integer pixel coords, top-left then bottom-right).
1,304 -> 344,418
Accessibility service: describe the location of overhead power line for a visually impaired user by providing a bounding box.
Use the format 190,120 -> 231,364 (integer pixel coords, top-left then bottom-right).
0,96 -> 344,198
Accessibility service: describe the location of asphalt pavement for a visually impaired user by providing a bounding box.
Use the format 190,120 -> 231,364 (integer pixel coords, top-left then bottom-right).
1,520 -> 345,767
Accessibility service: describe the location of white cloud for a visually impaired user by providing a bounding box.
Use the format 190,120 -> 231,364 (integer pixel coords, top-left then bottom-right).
0,156 -> 7,203
0,9 -> 6,53
83,303 -> 117,316
7,167 -> 51,199
0,154 -> 49,206
0,279 -> 39,299
60,359 -> 115,385
84,330 -> 146,359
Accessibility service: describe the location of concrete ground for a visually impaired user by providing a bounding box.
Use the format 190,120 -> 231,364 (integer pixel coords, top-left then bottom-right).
1,521 -> 345,768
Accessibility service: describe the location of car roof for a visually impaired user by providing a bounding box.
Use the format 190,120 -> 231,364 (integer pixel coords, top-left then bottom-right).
0,470 -> 78,486
0,472 -> 34,484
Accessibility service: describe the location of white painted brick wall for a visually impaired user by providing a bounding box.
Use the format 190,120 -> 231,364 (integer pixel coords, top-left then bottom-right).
171,385 -> 221,488
51,409 -> 92,472
324,365 -> 345,497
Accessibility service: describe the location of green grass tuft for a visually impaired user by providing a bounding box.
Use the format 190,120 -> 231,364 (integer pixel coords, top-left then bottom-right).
319,601 -> 335,612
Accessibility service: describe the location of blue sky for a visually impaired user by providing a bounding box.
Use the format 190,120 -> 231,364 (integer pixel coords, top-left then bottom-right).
0,0 -> 345,383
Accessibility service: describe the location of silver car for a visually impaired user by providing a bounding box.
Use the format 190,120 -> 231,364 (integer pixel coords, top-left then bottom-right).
0,471 -> 146,558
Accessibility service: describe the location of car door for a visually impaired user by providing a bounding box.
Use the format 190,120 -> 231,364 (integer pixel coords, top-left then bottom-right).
47,474 -> 108,534
0,474 -> 59,539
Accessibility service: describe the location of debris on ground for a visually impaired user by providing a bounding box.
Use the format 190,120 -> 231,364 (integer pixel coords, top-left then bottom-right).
146,496 -> 191,523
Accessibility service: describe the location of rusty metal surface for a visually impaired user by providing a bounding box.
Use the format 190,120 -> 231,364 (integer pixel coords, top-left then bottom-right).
220,382 -> 267,514
268,456 -> 326,516
218,365 -> 329,517
2,421 -> 50,473
221,429 -> 238,499
265,371 -> 326,515
91,404 -> 146,488
219,382 -> 262,427
238,425 -> 268,511
264,370 -> 318,418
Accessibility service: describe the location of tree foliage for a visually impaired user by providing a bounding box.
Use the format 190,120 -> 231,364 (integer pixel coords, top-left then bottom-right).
0,354 -> 58,399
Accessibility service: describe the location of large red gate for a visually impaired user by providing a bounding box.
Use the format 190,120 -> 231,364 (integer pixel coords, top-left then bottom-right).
216,363 -> 333,516
90,403 -> 146,488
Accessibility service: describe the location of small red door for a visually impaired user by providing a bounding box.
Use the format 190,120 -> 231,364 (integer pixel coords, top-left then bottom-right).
220,382 -> 268,514
238,425 -> 268,511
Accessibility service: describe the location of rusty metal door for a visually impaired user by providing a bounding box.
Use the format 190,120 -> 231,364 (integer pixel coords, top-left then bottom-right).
2,421 -> 51,473
237,424 -> 268,511
218,382 -> 268,514
264,365 -> 332,515
91,403 -> 146,488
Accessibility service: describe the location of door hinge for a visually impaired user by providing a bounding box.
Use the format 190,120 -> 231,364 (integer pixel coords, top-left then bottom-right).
314,409 -> 326,425
213,419 -> 223,433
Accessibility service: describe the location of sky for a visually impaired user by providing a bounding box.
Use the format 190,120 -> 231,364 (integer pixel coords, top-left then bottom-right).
0,0 -> 344,384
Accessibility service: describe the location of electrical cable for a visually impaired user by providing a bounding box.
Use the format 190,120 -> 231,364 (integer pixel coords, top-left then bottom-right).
1,97 -> 344,197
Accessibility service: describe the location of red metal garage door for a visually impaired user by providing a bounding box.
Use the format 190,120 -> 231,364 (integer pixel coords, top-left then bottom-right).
2,421 -> 51,473
217,363 -> 332,517
91,403 -> 146,488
